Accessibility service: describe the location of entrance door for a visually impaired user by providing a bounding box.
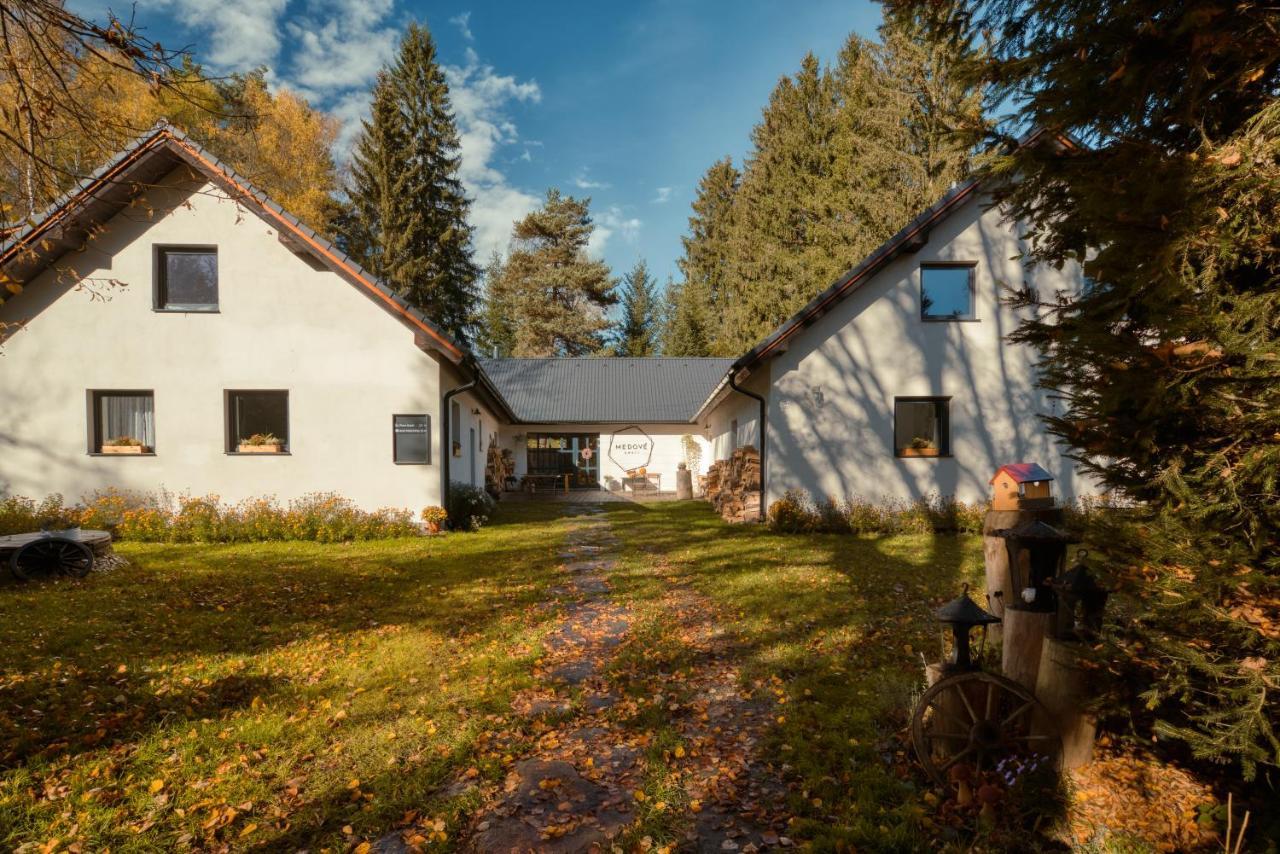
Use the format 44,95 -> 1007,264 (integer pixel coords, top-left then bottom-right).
525,433 -> 600,488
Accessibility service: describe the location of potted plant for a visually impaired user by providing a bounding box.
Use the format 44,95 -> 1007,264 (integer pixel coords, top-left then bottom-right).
238,433 -> 285,454
102,436 -> 147,454
421,505 -> 448,534
902,436 -> 940,457
452,440 -> 462,458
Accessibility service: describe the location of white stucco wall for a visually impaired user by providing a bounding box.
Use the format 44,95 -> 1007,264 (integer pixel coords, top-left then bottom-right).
439,369 -> 504,493
0,167 -> 449,511
703,192 -> 1095,507
494,423 -> 710,493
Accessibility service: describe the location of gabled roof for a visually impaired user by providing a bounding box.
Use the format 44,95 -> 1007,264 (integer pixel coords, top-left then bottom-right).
695,128 -> 1075,421
479,357 -> 734,424
0,122 -> 465,362
990,462 -> 1055,484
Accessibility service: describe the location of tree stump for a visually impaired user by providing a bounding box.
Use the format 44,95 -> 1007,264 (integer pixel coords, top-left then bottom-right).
1036,637 -> 1097,769
676,467 -> 693,500
1001,608 -> 1052,693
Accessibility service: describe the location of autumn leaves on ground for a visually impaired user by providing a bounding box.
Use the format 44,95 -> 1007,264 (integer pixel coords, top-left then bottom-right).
0,501 -> 1210,852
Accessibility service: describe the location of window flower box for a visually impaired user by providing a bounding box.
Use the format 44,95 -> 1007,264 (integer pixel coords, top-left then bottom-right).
237,442 -> 284,454
102,444 -> 146,455
900,447 -> 941,458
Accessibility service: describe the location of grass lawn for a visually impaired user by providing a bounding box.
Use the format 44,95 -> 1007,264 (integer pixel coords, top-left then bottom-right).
0,502 -> 570,852
1,499 -> 989,852
598,500 -> 987,851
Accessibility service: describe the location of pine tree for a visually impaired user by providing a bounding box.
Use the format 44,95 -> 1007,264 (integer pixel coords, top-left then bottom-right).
341,24 -> 478,344
614,259 -> 659,357
495,190 -> 618,356
673,157 -> 739,355
891,0 -> 1280,776
475,250 -> 516,358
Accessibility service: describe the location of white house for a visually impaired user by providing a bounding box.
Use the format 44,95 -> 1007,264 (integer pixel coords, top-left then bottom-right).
695,171 -> 1093,506
0,123 -> 1092,514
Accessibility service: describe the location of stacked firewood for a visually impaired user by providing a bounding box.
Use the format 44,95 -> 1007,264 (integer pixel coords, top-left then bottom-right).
705,445 -> 761,523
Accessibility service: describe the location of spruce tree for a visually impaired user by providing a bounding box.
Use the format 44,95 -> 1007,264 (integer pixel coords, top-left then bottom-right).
341,23 -> 478,344
614,259 -> 659,357
721,54 -> 841,353
891,0 -> 1280,776
674,157 -> 739,355
712,14 -> 981,354
660,278 -> 713,357
495,190 -> 617,356
475,250 -> 516,358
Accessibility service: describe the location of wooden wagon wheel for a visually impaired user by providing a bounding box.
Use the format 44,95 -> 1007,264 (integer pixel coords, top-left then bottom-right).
911,670 -> 1061,786
10,538 -> 95,581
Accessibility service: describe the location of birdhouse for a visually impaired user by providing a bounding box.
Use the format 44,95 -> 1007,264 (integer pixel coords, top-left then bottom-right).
989,462 -> 1056,511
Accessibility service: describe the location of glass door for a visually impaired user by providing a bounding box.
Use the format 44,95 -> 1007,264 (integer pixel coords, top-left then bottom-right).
526,433 -> 600,488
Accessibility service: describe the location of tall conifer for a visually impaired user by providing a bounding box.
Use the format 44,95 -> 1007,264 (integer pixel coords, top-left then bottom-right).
614,259 -> 659,356
494,190 -> 617,356
342,24 -> 478,344
671,157 -> 739,356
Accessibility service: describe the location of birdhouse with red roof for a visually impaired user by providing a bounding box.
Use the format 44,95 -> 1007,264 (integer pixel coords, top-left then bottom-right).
990,462 -> 1055,511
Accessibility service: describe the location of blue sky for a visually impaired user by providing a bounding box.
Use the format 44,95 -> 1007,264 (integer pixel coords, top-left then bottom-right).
71,0 -> 884,286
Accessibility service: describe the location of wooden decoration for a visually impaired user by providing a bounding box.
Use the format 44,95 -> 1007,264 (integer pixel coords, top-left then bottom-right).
1001,608 -> 1053,692
1036,637 -> 1097,769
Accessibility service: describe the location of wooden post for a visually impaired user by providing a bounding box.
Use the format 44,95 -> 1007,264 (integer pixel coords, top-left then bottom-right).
1001,608 -> 1052,693
1036,638 -> 1097,769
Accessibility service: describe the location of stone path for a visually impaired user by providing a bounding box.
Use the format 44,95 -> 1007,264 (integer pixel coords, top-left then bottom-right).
377,505 -> 790,853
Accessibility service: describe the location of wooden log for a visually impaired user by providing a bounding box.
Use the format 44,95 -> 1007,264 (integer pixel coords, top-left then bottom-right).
1036,638 -> 1097,769
1001,608 -> 1052,693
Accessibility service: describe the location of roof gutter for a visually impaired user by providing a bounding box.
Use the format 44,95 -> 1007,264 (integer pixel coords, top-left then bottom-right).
727,370 -> 767,522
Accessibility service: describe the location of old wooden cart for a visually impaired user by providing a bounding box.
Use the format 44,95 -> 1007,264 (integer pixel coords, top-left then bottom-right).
0,529 -> 111,581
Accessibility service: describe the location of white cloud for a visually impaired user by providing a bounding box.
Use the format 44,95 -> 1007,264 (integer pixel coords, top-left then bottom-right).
450,11 -> 474,41
588,205 -> 642,258
573,170 -> 610,190
651,186 -> 673,204
286,0 -> 399,96
441,49 -> 541,258
136,0 -> 288,69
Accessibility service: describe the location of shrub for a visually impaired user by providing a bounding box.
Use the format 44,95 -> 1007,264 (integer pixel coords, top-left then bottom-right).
0,494 -> 82,534
767,489 -> 815,533
0,490 -> 424,543
447,482 -> 495,531
767,491 -> 992,536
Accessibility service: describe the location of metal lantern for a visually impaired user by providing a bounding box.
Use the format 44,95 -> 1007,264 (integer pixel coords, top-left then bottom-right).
1050,549 -> 1110,640
935,583 -> 1002,672
993,520 -> 1079,613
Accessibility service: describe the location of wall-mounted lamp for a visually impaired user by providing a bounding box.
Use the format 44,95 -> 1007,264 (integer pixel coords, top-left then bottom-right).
470,407 -> 481,416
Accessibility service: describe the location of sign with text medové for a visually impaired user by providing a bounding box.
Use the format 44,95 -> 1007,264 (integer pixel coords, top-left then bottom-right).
608,425 -> 653,471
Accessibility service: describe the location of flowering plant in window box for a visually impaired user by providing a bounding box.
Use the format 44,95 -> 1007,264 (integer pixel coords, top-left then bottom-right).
452,441 -> 462,458
102,436 -> 147,454
421,505 -> 448,534
901,436 -> 940,457
238,433 -> 285,454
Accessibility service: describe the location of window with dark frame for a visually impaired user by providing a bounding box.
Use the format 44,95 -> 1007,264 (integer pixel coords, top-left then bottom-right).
226,390 -> 288,453
921,264 -> 976,320
156,246 -> 218,311
89,390 -> 155,454
393,414 -> 431,464
894,397 -> 950,457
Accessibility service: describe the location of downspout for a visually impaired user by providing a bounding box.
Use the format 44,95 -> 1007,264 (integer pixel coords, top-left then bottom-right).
727,370 -> 767,521
442,373 -> 477,512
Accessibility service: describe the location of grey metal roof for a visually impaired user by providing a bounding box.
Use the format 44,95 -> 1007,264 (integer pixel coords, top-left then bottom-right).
478,357 -> 734,423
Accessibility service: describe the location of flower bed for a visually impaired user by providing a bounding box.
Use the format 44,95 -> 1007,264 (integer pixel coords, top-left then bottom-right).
1,489 -> 420,543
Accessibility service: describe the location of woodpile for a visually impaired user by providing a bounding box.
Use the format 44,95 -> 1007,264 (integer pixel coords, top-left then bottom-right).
705,445 -> 762,523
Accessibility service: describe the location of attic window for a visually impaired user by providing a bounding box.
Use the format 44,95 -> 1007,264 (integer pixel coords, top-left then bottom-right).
156,246 -> 218,311
921,264 -> 975,321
